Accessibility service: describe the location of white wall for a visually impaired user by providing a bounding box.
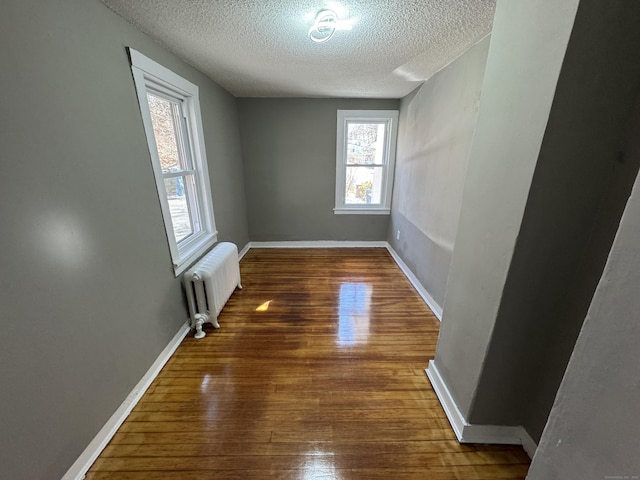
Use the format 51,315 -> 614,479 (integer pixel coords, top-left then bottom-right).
527,163 -> 640,479
387,37 -> 490,310
467,0 -> 640,441
433,0 -> 580,417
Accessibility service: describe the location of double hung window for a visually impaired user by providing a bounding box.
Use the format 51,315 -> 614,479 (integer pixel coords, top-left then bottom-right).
129,49 -> 217,275
335,110 -> 399,214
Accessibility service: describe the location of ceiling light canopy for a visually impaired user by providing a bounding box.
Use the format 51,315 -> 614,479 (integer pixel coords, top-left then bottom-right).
308,9 -> 353,44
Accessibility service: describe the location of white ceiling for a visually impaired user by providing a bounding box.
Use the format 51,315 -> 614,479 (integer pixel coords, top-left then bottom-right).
101,0 -> 496,99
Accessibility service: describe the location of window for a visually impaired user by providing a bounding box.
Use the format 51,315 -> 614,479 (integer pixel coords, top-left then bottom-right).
335,110 -> 399,214
129,48 -> 217,275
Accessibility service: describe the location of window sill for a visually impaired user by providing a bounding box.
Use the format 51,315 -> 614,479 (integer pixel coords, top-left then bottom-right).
334,208 -> 390,215
173,231 -> 218,276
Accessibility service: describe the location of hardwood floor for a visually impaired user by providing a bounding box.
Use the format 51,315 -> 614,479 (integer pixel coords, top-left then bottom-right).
86,248 -> 530,479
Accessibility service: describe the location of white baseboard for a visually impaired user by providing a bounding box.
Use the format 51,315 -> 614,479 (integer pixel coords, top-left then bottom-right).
238,242 -> 251,260
62,321 -> 191,480
426,360 -> 466,439
426,360 -> 537,459
249,240 -> 388,248
385,245 -> 443,320
520,428 -> 538,459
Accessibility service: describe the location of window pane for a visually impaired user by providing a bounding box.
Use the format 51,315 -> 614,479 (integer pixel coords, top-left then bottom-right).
345,166 -> 383,205
164,177 -> 193,243
147,93 -> 188,174
346,122 -> 387,165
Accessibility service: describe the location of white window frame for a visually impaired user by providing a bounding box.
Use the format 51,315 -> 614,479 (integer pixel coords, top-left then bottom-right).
334,110 -> 399,215
129,48 -> 217,275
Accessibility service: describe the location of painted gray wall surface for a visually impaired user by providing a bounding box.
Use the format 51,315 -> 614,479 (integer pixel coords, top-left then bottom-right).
433,0 -> 581,418
0,0 -> 248,478
469,0 -> 640,442
238,98 -> 398,242
526,155 -> 640,480
387,37 -> 490,310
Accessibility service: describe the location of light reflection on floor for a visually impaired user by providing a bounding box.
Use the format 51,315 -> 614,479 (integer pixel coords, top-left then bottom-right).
200,373 -> 212,393
256,300 -> 272,312
337,282 -> 372,347
299,450 -> 339,480
199,374 -> 219,420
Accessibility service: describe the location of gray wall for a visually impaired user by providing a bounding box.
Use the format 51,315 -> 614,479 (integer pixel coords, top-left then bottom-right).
387,37 -> 490,311
0,0 -> 248,478
469,0 -> 640,442
527,150 -> 640,479
433,0 -> 581,418
238,98 -> 398,241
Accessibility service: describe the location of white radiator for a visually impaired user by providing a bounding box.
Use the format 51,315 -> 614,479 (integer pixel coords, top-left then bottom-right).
183,242 -> 242,338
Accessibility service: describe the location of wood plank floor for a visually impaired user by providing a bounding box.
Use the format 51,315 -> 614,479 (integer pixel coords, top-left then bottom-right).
87,248 -> 530,479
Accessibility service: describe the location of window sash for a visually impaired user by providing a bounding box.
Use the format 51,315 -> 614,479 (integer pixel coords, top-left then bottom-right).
344,165 -> 385,206
146,88 -> 196,174
162,173 -> 202,245
145,89 -> 206,244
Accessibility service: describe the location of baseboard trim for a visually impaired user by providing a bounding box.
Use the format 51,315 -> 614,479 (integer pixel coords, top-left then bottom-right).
238,242 -> 251,260
426,360 -> 537,459
520,428 -> 538,459
249,240 -> 389,248
385,245 -> 443,320
426,360 -> 466,439
62,321 -> 191,480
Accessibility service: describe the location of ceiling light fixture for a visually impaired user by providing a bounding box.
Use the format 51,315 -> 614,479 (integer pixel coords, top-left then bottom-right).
308,9 -> 353,44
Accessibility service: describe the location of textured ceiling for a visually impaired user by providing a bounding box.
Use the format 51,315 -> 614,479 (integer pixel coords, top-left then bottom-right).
101,0 -> 496,98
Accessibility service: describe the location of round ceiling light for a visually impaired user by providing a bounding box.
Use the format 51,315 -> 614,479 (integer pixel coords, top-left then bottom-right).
308,9 -> 352,43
